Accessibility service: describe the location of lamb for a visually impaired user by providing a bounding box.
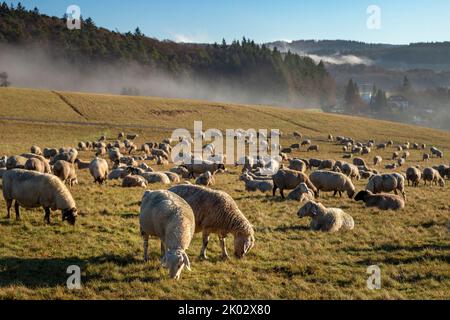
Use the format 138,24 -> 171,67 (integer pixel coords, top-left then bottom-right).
31,145 -> 42,155
307,145 -> 319,152
297,200 -> 354,232
309,170 -> 356,198
366,173 -> 406,200
52,160 -> 78,186
240,173 -> 274,193
373,156 -> 382,166
182,161 -> 225,178
169,185 -> 255,259
139,190 -> 195,279
272,168 -> 318,199
6,155 -> 27,170
287,183 -> 315,202
406,167 -> 421,187
422,167 -> 445,187
139,172 -> 171,185
354,190 -> 405,211
24,157 -> 46,173
195,171 -> 215,186
2,169 -> 78,224
122,175 -> 148,188
89,157 -> 109,184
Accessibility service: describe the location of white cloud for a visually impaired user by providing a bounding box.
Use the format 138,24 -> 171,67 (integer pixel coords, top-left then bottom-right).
171,32 -> 209,43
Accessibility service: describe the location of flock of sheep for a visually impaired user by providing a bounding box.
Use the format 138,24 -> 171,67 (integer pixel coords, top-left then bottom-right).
0,130 -> 448,280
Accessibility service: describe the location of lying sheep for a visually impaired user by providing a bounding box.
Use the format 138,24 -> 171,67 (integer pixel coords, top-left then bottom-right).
406,167 -> 421,187
140,190 -> 195,280
31,145 -> 42,155
287,183 -> 315,202
297,200 -> 354,232
122,175 -> 148,188
52,160 -> 78,187
195,171 -> 215,186
139,172 -> 171,185
169,185 -> 254,259
353,158 -> 366,167
89,157 -> 109,185
164,172 -> 181,183
272,169 -> 318,199
182,161 -> 225,179
2,169 -> 78,224
423,168 -> 445,187
318,159 -> 335,170
240,173 -> 274,193
170,166 -> 190,179
354,190 -> 405,211
108,167 -> 132,180
366,173 -> 406,200
309,171 -> 356,198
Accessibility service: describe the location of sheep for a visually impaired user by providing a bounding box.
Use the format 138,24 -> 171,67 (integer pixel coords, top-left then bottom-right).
359,170 -> 374,180
385,163 -> 397,170
354,190 -> 405,211
139,172 -> 171,185
307,145 -> 319,152
328,134 -> 333,141
74,158 -> 90,170
293,131 -> 302,138
281,147 -> 293,154
406,166 -> 422,187
309,170 -> 356,198
377,143 -> 387,150
240,173 -> 274,193
362,146 -> 371,155
21,154 -> 52,173
108,147 -> 123,163
423,153 -> 430,161
343,154 -> 352,159
402,151 -> 410,159
31,145 -> 42,155
89,157 -> 109,185
195,171 -> 215,186
6,155 -> 27,170
77,142 -> 87,151
2,169 -> 78,224
308,158 -> 322,169
108,167 -> 132,180
157,156 -> 169,165
392,152 -> 399,160
366,173 -> 406,200
353,158 -> 366,167
170,166 -> 190,179
163,172 -> 181,183
96,147 -> 107,157
288,159 -> 307,173
169,184 -> 255,259
126,134 -> 139,140
122,175 -> 148,188
287,183 -> 315,202
341,163 -> 360,181
422,168 -> 445,187
352,146 -> 363,154
297,200 -> 354,232
301,139 -> 311,146
24,157 -> 46,173
397,158 -> 406,167
151,148 -> 170,160
272,168 -> 318,199
139,190 -> 195,279
318,159 -> 335,170
52,160 -> 78,187
373,156 -> 382,166
290,143 -> 300,149
182,161 -> 225,179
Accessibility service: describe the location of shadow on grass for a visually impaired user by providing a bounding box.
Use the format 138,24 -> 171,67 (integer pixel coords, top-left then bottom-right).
356,253 -> 450,266
345,243 -> 450,254
0,254 -> 143,288
274,224 -> 310,232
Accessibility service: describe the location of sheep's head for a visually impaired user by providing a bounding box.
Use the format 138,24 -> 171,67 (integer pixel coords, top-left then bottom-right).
347,184 -> 356,199
438,178 -> 445,188
354,190 -> 370,202
162,249 -> 191,280
62,208 -> 78,225
297,200 -> 320,218
234,232 -> 254,259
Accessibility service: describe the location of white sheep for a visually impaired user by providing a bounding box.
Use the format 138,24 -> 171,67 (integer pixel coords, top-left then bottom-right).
297,200 -> 354,232
89,157 -> 109,185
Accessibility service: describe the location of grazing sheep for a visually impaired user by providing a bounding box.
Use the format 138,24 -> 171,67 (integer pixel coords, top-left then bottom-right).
377,143 -> 387,150
287,183 -> 315,202
397,158 -> 406,167
31,145 -> 42,155
21,154 -> 52,173
170,166 -> 190,179
89,157 -> 109,185
108,167 -> 132,180
309,170 -> 356,198
307,145 -> 319,152
423,168 -> 445,187
74,158 -> 90,170
182,161 -> 225,178
297,200 -> 354,232
354,190 -> 405,210
52,160 -> 78,186
288,159 -> 307,173
126,134 -> 139,140
406,166 -> 422,187
423,153 -> 430,161
140,190 -> 195,279
6,155 -> 27,170
293,131 -> 302,138
139,172 -> 171,185
2,169 -> 78,224
359,170 -> 374,180
308,158 -> 322,169
318,159 -> 335,170
169,185 -> 255,259
392,152 -> 399,160
366,173 -> 406,200
341,163 -> 360,181
402,151 -> 410,159
122,175 -> 148,188
373,156 -> 382,166
301,139 -> 311,146
385,163 -> 397,170
24,157 -> 46,173
195,171 -> 215,186
240,173 -> 274,193
272,169 -> 318,199
353,158 -> 366,167
163,172 -> 181,183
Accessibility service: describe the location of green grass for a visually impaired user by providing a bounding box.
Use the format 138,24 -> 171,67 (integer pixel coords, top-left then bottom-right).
0,87 -> 449,300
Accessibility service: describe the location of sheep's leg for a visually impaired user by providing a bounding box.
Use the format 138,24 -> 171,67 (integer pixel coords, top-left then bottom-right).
14,201 -> 21,221
160,241 -> 166,258
272,185 -> 277,197
143,234 -> 150,262
200,231 -> 210,259
219,236 -> 229,260
6,199 -> 12,219
44,207 -> 51,224
280,189 -> 285,199
339,191 -> 342,197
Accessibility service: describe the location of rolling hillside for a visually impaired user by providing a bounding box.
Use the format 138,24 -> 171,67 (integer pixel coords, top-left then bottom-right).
0,87 -> 449,300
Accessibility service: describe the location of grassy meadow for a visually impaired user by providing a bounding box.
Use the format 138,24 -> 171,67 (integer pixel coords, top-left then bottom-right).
0,87 -> 449,300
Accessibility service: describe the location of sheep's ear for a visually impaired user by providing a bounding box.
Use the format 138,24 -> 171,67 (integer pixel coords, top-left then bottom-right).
182,252 -> 191,271
244,240 -> 252,254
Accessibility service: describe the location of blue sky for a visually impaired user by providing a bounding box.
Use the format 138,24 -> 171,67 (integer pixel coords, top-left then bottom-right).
10,0 -> 450,44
